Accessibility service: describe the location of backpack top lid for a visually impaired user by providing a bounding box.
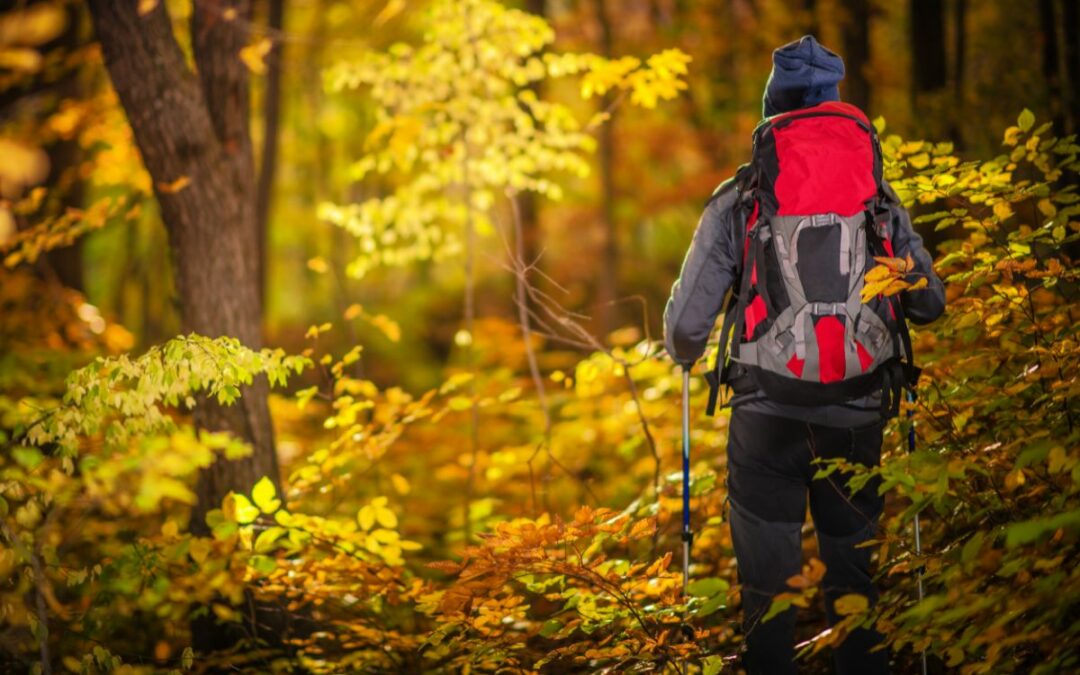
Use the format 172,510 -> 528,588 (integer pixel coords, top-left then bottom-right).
752,101 -> 881,219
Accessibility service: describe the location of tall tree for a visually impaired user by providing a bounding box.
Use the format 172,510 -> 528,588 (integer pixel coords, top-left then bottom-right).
86,1 -> 278,537
910,0 -> 947,96
839,0 -> 870,111
1041,0 -> 1076,136
952,0 -> 967,148
594,0 -> 619,336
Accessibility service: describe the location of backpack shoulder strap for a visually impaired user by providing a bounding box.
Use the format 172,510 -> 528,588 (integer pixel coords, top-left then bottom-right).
703,166 -> 758,416
705,163 -> 753,208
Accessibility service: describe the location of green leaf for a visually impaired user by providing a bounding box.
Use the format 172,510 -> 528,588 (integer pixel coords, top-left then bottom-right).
254,526 -> 286,553
539,619 -> 563,637
1018,108 -> 1035,132
12,446 -> 43,469
687,577 -> 728,597
249,554 -> 278,575
1005,509 -> 1080,547
761,596 -> 793,623
961,531 -> 985,563
697,592 -> 727,617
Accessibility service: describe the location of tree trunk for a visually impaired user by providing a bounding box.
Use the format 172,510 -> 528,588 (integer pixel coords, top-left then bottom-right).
951,0 -> 966,148
256,0 -> 284,307
839,0 -> 871,111
910,0 -> 947,96
89,0 -> 285,652
87,0 -> 282,648
594,0 -> 618,337
1051,0 -> 1075,135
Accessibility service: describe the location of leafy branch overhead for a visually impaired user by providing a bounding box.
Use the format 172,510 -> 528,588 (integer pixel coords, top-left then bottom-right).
23,334 -> 309,461
319,0 -> 689,278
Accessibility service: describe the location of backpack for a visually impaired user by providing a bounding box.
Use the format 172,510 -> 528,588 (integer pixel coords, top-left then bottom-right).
704,101 -> 919,417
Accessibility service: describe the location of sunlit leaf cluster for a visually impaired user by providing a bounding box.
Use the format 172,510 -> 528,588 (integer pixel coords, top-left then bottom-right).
320,0 -> 689,278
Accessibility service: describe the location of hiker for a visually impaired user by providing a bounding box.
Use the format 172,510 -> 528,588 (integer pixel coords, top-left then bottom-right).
663,35 -> 946,675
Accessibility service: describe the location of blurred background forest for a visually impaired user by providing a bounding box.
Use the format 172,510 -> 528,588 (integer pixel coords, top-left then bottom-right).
0,0 -> 1078,673
5,0 -> 1077,367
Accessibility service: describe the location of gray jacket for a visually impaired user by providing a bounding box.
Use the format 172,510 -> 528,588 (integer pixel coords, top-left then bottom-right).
663,172 -> 946,427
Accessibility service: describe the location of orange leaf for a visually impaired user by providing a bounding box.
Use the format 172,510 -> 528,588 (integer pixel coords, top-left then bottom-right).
156,176 -> 190,194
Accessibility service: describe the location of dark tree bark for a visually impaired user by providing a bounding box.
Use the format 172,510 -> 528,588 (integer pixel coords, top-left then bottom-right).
86,0 -> 280,584
1040,0 -> 1066,135
88,0 -> 290,654
593,0 -> 619,337
1068,0 -> 1080,135
1050,0 -> 1075,135
42,7 -> 87,293
839,0 -> 871,111
951,0 -> 966,148
256,0 -> 284,306
911,0 -> 947,95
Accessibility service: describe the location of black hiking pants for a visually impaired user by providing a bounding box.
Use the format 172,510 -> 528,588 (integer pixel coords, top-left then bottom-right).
726,408 -> 890,675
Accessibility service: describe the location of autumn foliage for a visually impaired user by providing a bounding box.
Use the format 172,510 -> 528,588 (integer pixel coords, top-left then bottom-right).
0,1 -> 1078,674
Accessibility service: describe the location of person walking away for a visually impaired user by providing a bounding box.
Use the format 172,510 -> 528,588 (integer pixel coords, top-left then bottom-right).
663,35 -> 946,675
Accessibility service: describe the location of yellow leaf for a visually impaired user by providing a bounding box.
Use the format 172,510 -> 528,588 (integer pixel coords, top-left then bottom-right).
358,505 -> 375,531
908,153 -> 930,169
252,476 -> 281,514
375,505 -> 398,529
344,303 -> 363,320
374,0 -> 406,27
0,138 -> 49,194
993,201 -> 1013,221
0,47 -> 43,73
156,176 -> 191,194
0,207 -> 14,245
861,278 -> 894,303
872,256 -> 911,273
391,473 -> 411,495
0,4 -> 67,46
137,0 -> 159,16
189,538 -> 211,565
370,314 -> 401,342
230,493 -> 260,524
864,264 -> 894,283
239,38 -> 273,75
834,593 -> 869,616
307,257 -> 329,274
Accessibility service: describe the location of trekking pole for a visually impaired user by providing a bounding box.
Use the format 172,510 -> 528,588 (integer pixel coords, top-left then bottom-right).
681,366 -> 692,593
906,389 -> 928,675
679,365 -> 693,674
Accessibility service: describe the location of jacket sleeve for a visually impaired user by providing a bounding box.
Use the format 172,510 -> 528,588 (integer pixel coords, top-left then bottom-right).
663,183 -> 743,366
883,182 -> 946,325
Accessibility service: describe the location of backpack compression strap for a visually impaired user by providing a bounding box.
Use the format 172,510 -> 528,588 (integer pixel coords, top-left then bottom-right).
704,292 -> 739,416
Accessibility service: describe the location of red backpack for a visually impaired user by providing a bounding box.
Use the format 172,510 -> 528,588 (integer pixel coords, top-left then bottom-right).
705,101 -> 919,416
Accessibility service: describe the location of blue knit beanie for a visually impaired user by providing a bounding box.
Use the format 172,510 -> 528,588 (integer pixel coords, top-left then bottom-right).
763,35 -> 845,118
